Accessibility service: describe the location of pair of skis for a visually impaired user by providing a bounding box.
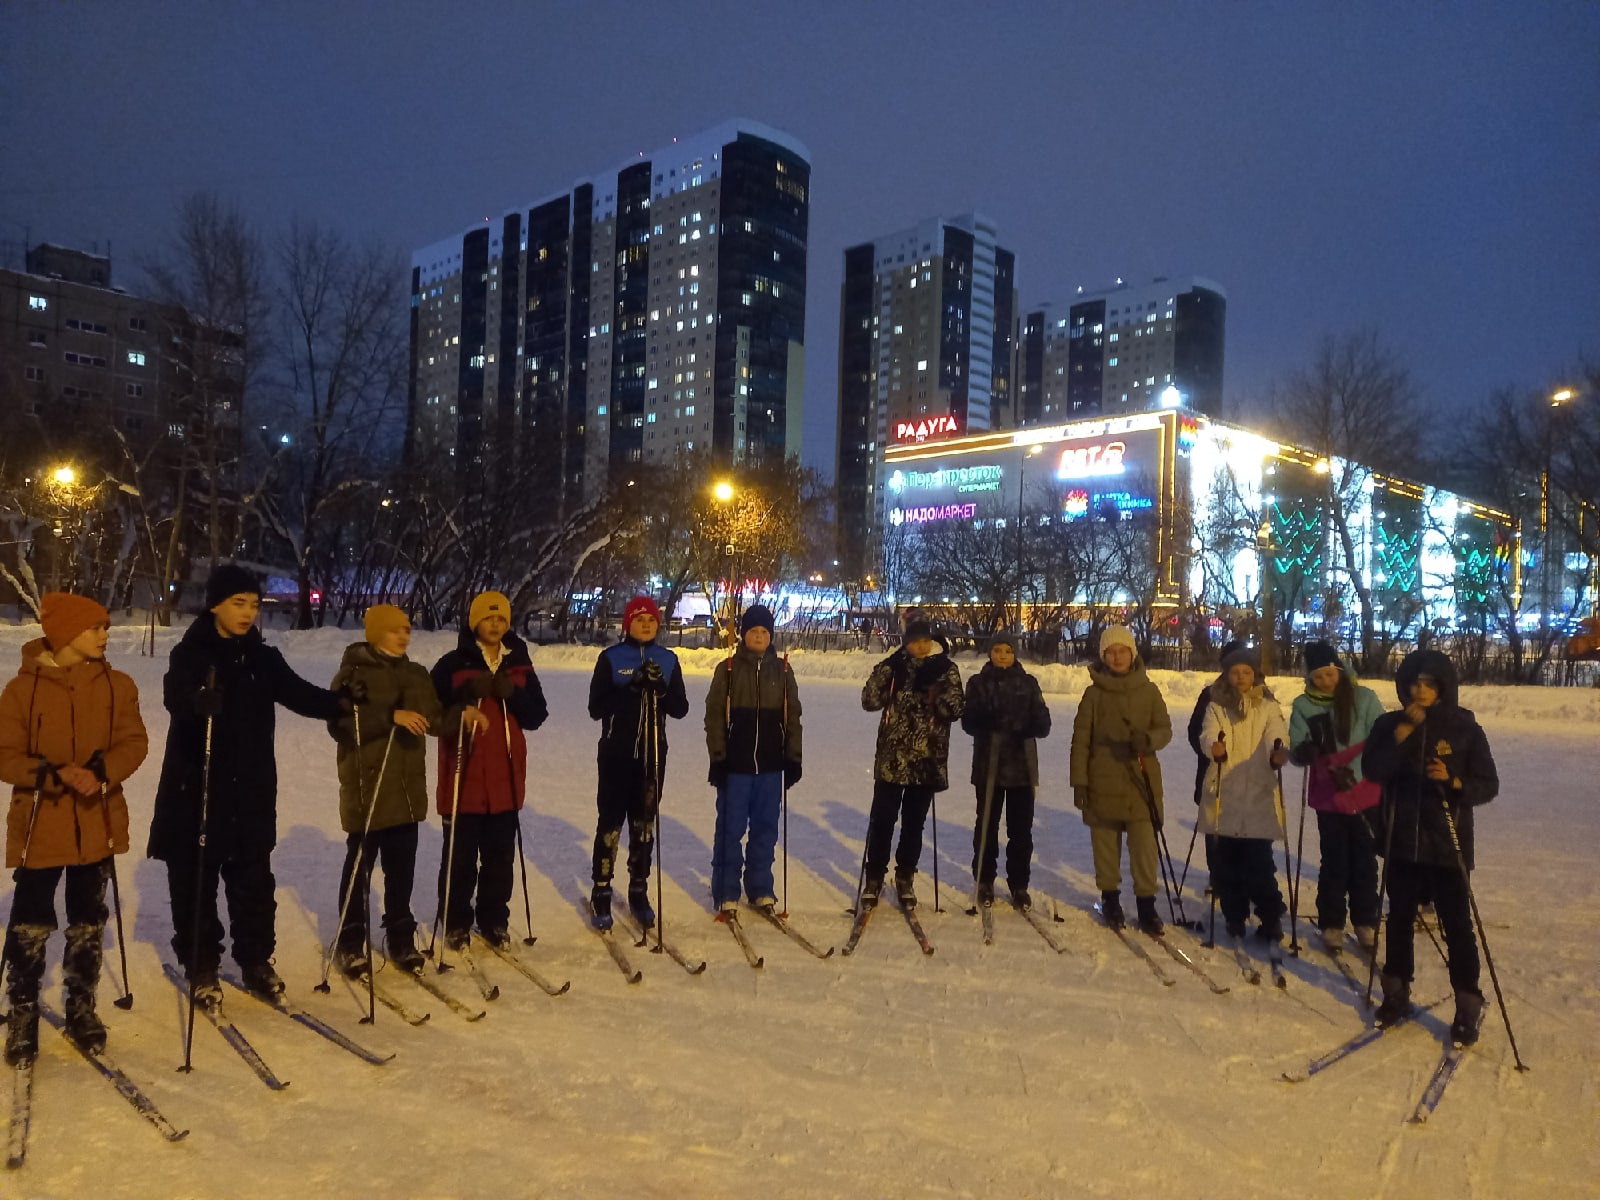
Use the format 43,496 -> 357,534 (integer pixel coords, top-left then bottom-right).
1095,905 -> 1231,993
1282,997 -> 1475,1122
7,1007 -> 191,1170
966,896 -> 1072,954
841,896 -> 933,957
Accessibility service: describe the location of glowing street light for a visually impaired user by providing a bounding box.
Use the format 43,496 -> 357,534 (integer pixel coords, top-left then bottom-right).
712,480 -> 735,502
1551,388 -> 1576,406
52,465 -> 77,486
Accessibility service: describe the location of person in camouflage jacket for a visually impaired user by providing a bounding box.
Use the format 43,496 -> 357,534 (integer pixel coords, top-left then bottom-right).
858,621 -> 963,908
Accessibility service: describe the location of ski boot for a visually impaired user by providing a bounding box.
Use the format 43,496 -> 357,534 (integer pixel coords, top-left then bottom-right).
1374,973 -> 1413,1028
384,920 -> 425,973
1450,989 -> 1485,1046
628,878 -> 656,929
894,872 -> 918,910
332,942 -> 371,980
1256,914 -> 1284,942
239,960 -> 286,999
590,883 -> 614,931
1135,895 -> 1163,936
1009,887 -> 1032,912
63,923 -> 108,1054
1320,925 -> 1346,954
752,896 -> 778,916
1224,920 -> 1247,940
1353,924 -> 1379,954
4,925 -> 50,1066
859,874 -> 884,910
477,925 -> 511,951
975,882 -> 995,907
1099,890 -> 1126,930
187,963 -> 223,1009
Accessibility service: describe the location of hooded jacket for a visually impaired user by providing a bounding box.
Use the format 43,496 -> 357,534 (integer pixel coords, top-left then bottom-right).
1361,650 -> 1497,870
861,648 -> 964,790
961,660 -> 1052,789
148,615 -> 344,863
704,644 -> 801,777
1070,659 -> 1171,825
0,639 -> 147,869
588,637 -> 690,765
328,642 -> 443,834
1287,666 -> 1386,814
430,629 -> 548,815
1197,673 -> 1290,841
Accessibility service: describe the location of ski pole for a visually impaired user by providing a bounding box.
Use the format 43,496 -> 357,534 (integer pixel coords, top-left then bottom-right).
431,709 -> 468,971
1362,795 -> 1397,1010
1292,764 -> 1310,949
1181,724 -> 1225,899
85,751 -> 134,1010
317,712 -> 394,992
930,787 -> 942,914
1439,797 -> 1528,1071
651,687 -> 666,954
968,736 -> 1001,914
503,699 -> 537,947
1135,750 -> 1189,928
180,671 -> 216,1074
1273,740 -> 1299,955
780,651 -> 790,917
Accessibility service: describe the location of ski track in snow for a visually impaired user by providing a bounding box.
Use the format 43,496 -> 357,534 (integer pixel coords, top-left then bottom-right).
0,624 -> 1596,1199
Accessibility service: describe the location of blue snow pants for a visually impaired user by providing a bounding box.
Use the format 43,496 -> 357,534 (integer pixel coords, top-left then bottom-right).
711,772 -> 783,906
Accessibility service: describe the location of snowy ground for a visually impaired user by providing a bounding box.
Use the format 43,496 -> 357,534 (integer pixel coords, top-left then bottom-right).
2,623 -> 1596,1199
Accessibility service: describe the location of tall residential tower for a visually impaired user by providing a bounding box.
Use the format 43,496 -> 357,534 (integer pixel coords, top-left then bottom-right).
835,213 -> 1017,581
408,119 -> 810,506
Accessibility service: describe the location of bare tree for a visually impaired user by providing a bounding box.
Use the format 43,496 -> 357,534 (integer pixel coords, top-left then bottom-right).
1269,330 -> 1425,671
254,221 -> 406,627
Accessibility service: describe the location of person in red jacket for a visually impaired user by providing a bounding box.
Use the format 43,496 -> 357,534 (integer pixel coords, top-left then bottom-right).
429,591 -> 548,949
0,594 -> 147,1063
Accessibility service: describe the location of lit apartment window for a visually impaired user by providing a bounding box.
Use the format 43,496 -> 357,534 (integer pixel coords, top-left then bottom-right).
29,296 -> 47,310
128,351 -> 146,366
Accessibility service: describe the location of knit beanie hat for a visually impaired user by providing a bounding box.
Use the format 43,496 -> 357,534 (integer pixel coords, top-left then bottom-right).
467,590 -> 511,634
40,592 -> 109,651
903,619 -> 935,645
1222,643 -> 1262,675
364,604 -> 410,645
1099,625 -> 1137,660
205,563 -> 261,610
739,604 -> 775,637
623,595 -> 661,632
1303,641 -> 1343,673
988,632 -> 1017,653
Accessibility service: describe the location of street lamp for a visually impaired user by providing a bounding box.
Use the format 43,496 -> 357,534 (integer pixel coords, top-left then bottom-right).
1015,443 -> 1045,636
52,466 -> 77,486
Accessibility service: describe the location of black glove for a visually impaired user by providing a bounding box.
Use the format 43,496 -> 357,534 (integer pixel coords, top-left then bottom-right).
85,749 -> 108,785
912,655 -> 945,690
1330,764 -> 1358,792
1307,712 -> 1337,757
783,759 -> 802,789
1289,740 -> 1315,767
633,659 -> 666,693
1072,786 -> 1089,810
341,677 -> 369,704
488,671 -> 516,701
708,760 -> 729,789
467,673 -> 496,700
193,686 -> 224,717
1129,729 -> 1153,754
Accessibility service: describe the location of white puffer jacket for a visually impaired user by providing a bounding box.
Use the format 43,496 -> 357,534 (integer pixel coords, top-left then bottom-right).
1197,686 -> 1289,841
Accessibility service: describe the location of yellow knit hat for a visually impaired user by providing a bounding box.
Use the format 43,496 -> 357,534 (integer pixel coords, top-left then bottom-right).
468,590 -> 511,633
363,604 -> 410,644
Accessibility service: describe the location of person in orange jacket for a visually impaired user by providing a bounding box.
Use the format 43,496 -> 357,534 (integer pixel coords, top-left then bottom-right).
0,594 -> 147,1063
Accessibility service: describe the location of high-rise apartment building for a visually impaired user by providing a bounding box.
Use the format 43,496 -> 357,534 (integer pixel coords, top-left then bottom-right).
1020,276 -> 1226,423
407,119 -> 811,505
835,213 -> 1017,580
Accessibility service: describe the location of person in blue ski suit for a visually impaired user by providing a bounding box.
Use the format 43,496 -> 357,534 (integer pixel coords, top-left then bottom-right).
586,596 -> 688,929
704,605 -> 802,915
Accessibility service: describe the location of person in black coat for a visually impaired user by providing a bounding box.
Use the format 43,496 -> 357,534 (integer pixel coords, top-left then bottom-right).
960,634 -> 1051,908
1362,648 -> 1498,1045
585,596 -> 689,929
148,565 -> 346,1001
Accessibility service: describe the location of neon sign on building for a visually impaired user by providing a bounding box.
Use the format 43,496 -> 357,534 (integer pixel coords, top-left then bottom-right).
895,414 -> 961,443
887,464 -> 1002,494
1056,440 -> 1127,480
888,502 -> 978,526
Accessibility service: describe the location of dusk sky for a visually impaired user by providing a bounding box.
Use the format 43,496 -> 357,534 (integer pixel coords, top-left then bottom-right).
4,2 -> 1596,478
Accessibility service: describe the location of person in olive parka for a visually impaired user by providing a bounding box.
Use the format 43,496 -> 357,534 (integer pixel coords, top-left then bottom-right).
327,604 -> 442,975
1070,625 -> 1172,934
960,632 -> 1051,909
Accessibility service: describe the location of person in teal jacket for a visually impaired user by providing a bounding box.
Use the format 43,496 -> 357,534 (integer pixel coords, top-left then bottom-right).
1287,641 -> 1387,954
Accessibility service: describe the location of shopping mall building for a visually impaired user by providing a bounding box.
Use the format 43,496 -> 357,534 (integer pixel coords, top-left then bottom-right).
877,406 -> 1516,629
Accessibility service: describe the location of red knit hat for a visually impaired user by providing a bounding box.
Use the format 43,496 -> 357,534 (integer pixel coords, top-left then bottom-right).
623,596 -> 661,632
40,592 -> 109,651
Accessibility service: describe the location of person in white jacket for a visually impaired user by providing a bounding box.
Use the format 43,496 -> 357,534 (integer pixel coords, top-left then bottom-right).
1199,645 -> 1290,941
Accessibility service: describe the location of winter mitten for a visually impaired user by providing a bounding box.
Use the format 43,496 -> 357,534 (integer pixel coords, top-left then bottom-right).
1072,787 -> 1089,810
1330,764 -> 1358,792
783,760 -> 802,789
192,685 -> 224,717
708,760 -> 729,789
467,673 -> 496,699
634,660 -> 666,693
912,655 -> 945,690
1308,713 -> 1337,757
343,677 -> 370,704
488,671 -> 516,701
1128,729 -> 1153,754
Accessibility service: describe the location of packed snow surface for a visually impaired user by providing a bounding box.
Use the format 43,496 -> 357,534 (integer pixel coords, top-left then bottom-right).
1,624 -> 1595,1199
